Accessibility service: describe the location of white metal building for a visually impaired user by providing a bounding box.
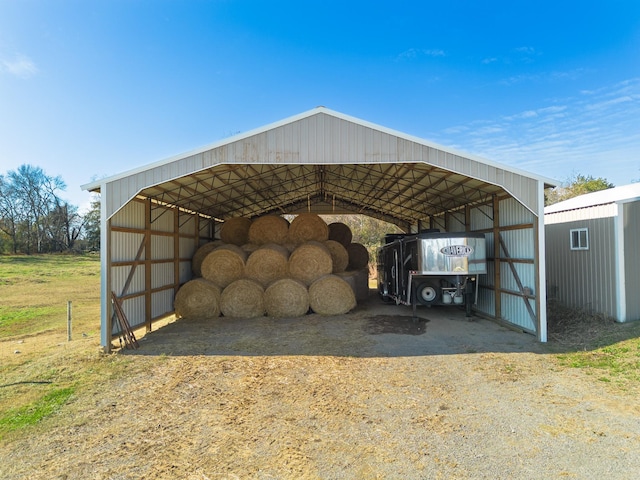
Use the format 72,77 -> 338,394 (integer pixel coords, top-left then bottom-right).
545,183 -> 640,322
82,107 -> 556,351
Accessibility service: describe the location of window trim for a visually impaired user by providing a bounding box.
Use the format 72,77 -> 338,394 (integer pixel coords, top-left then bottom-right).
570,227 -> 589,250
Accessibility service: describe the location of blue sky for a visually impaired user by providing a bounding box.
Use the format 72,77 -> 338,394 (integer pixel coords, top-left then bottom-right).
1,0 -> 639,212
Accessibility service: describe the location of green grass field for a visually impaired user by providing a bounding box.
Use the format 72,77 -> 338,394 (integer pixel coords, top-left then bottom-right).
1,253 -> 639,441
0,254 -> 105,440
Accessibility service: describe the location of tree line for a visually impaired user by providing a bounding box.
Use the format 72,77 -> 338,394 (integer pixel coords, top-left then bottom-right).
0,164 -> 100,254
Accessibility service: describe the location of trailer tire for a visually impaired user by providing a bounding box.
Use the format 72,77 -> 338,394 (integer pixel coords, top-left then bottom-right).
415,282 -> 439,305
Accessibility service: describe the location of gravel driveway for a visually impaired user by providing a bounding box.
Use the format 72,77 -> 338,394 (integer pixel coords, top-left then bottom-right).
2,296 -> 639,479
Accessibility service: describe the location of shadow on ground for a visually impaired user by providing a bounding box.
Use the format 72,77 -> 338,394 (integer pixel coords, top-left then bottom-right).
122,292 -> 547,358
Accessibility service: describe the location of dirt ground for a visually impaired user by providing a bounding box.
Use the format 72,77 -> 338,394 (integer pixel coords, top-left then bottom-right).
2,293 -> 640,479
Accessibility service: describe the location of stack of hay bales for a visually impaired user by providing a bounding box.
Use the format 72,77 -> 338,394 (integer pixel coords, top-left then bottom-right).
176,214 -> 370,320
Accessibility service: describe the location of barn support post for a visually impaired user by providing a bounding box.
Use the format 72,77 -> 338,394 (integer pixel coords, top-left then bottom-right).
492,195 -> 501,321
100,188 -> 112,353
614,203 -> 627,322
173,207 -> 181,299
536,182 -> 548,342
144,199 -> 152,332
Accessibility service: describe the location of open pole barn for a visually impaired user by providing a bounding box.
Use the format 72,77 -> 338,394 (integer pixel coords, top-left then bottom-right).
82,107 -> 557,352
545,183 -> 640,322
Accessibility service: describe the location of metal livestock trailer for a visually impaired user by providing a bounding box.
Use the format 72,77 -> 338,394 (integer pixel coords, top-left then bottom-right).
377,231 -> 487,318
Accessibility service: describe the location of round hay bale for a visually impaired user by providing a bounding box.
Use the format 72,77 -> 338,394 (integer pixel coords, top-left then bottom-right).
328,222 -> 353,247
309,275 -> 357,315
288,213 -> 329,244
347,242 -> 370,270
191,240 -> 224,277
248,215 -> 289,245
220,217 -> 252,246
324,240 -> 349,273
264,278 -> 309,318
245,244 -> 290,287
220,278 -> 265,318
287,242 -> 333,286
174,278 -> 221,319
200,244 -> 247,288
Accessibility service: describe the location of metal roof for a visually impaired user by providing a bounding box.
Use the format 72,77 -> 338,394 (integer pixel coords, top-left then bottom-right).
82,107 -> 556,227
544,183 -> 640,214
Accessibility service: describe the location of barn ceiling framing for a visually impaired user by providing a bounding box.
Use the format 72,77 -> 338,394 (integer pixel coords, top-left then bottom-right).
140,162 -> 505,229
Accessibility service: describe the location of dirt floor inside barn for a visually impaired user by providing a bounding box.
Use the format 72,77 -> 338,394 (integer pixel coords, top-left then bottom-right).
2,292 -> 640,479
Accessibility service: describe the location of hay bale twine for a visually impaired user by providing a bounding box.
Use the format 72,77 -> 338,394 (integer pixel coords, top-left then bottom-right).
200,244 -> 247,288
220,217 -> 252,246
328,222 -> 353,247
174,278 -> 221,319
248,215 -> 289,245
288,213 -> 329,244
287,242 -> 334,286
220,278 -> 265,318
337,268 -> 370,301
264,278 -> 309,318
245,244 -> 290,287
347,242 -> 370,270
309,275 -> 357,315
324,240 -> 349,273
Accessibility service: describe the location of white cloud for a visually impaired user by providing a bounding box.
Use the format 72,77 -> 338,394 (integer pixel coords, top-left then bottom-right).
1,54 -> 39,78
396,48 -> 445,61
433,78 -> 640,186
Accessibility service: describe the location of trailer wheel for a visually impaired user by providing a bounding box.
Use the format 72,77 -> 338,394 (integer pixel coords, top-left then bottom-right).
415,282 -> 439,305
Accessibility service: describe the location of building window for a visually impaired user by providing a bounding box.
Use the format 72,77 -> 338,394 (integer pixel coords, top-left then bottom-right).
570,228 -> 589,250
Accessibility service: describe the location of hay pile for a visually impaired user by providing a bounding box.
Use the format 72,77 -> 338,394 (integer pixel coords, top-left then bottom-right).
328,222 -> 353,247
174,278 -> 221,319
264,278 -> 309,317
287,241 -> 333,286
245,244 -> 289,287
191,240 -> 223,277
288,213 -> 329,244
346,242 -> 370,270
248,215 -> 289,245
309,275 -> 357,315
220,217 -> 252,245
201,244 -> 247,288
179,214 -> 367,319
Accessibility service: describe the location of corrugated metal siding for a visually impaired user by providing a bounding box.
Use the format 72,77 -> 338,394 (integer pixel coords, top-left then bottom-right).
151,263 -> 174,290
470,204 -> 493,231
112,200 -> 145,229
151,207 -> 174,232
152,290 -> 174,319
447,211 -> 466,232
545,204 -> 616,224
108,199 -> 202,336
624,201 -> 640,320
151,235 -> 173,260
545,216 -> 617,318
499,197 -> 534,226
102,112 -> 543,219
179,213 -> 196,234
179,261 -> 192,284
180,237 -> 196,259
112,265 -> 145,296
501,294 -> 536,332
111,231 -> 144,262
500,228 -> 534,259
